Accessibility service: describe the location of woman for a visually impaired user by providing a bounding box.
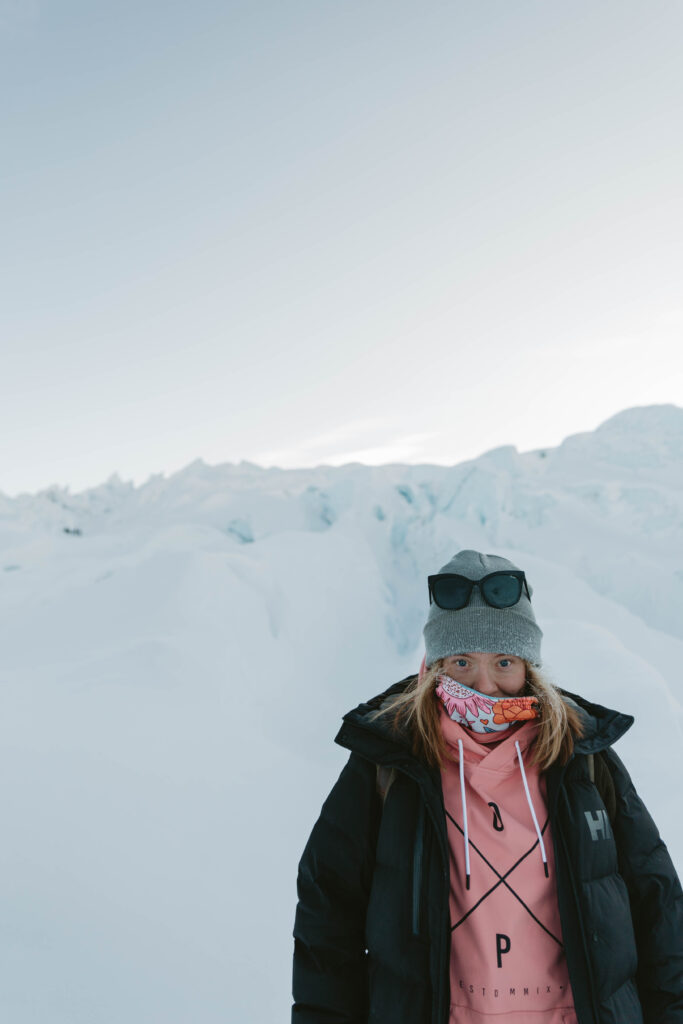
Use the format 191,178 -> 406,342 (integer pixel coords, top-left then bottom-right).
291,550 -> 683,1024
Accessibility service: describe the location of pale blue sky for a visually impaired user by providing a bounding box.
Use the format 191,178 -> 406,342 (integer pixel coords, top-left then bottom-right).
2,1 -> 682,495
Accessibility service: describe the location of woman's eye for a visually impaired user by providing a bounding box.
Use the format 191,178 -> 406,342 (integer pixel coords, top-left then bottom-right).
456,659 -> 468,667
499,659 -> 511,667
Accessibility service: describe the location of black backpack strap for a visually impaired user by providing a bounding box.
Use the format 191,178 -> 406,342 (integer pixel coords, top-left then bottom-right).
376,763 -> 396,803
593,750 -> 618,824
585,751 -> 617,824
567,695 -> 618,825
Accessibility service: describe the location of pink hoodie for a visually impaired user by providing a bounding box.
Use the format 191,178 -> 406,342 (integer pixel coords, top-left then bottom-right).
439,703 -> 578,1024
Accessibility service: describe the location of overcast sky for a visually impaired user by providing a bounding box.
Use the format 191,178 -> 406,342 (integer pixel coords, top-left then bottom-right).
2,1 -> 682,496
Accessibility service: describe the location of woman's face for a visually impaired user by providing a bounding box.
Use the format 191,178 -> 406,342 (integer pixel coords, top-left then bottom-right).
440,652 -> 526,698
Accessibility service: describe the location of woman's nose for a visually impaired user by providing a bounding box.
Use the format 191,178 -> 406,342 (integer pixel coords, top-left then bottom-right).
473,669 -> 496,693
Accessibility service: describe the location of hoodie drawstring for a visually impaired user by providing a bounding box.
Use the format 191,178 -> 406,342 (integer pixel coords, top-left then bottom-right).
515,738 -> 549,878
458,739 -> 471,890
452,735 -> 548,890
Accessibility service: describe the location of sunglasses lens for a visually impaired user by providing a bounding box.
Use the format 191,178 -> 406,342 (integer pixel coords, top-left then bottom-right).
431,577 -> 471,609
481,574 -> 523,608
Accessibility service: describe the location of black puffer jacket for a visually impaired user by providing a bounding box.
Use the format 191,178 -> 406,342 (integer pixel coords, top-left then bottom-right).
292,676 -> 683,1024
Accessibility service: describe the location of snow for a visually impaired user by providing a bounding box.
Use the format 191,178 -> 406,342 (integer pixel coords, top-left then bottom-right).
0,402 -> 681,1022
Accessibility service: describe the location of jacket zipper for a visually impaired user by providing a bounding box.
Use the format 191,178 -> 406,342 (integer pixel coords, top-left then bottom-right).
394,763 -> 451,1024
551,757 -> 600,1024
558,789 -> 600,1024
412,800 -> 425,936
422,796 -> 451,1024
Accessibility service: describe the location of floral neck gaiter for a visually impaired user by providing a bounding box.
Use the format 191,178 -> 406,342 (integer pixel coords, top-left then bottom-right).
435,673 -> 540,734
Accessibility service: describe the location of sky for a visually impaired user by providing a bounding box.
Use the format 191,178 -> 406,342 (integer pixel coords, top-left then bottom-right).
2,0 -> 683,497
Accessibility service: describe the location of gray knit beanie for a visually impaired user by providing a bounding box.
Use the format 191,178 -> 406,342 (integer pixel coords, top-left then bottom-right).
422,549 -> 543,668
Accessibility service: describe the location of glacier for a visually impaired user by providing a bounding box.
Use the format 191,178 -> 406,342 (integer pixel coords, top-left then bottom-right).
0,402 -> 681,1022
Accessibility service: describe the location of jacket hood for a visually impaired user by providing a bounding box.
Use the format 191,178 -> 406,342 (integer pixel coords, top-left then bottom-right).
334,675 -> 634,765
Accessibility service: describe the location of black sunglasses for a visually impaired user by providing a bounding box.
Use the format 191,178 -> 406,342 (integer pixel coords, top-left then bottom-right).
427,570 -> 531,610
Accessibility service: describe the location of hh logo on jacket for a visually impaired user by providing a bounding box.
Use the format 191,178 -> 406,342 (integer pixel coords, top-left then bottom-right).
584,808 -> 612,842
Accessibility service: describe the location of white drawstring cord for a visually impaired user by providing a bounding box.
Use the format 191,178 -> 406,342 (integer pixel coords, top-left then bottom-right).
458,739 -> 471,890
515,739 -> 549,878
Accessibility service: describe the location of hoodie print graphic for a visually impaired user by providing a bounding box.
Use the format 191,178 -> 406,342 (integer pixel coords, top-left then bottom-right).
439,706 -> 576,1021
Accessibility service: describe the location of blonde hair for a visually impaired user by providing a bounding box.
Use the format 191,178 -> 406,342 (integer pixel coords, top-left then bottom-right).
366,659 -> 583,771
